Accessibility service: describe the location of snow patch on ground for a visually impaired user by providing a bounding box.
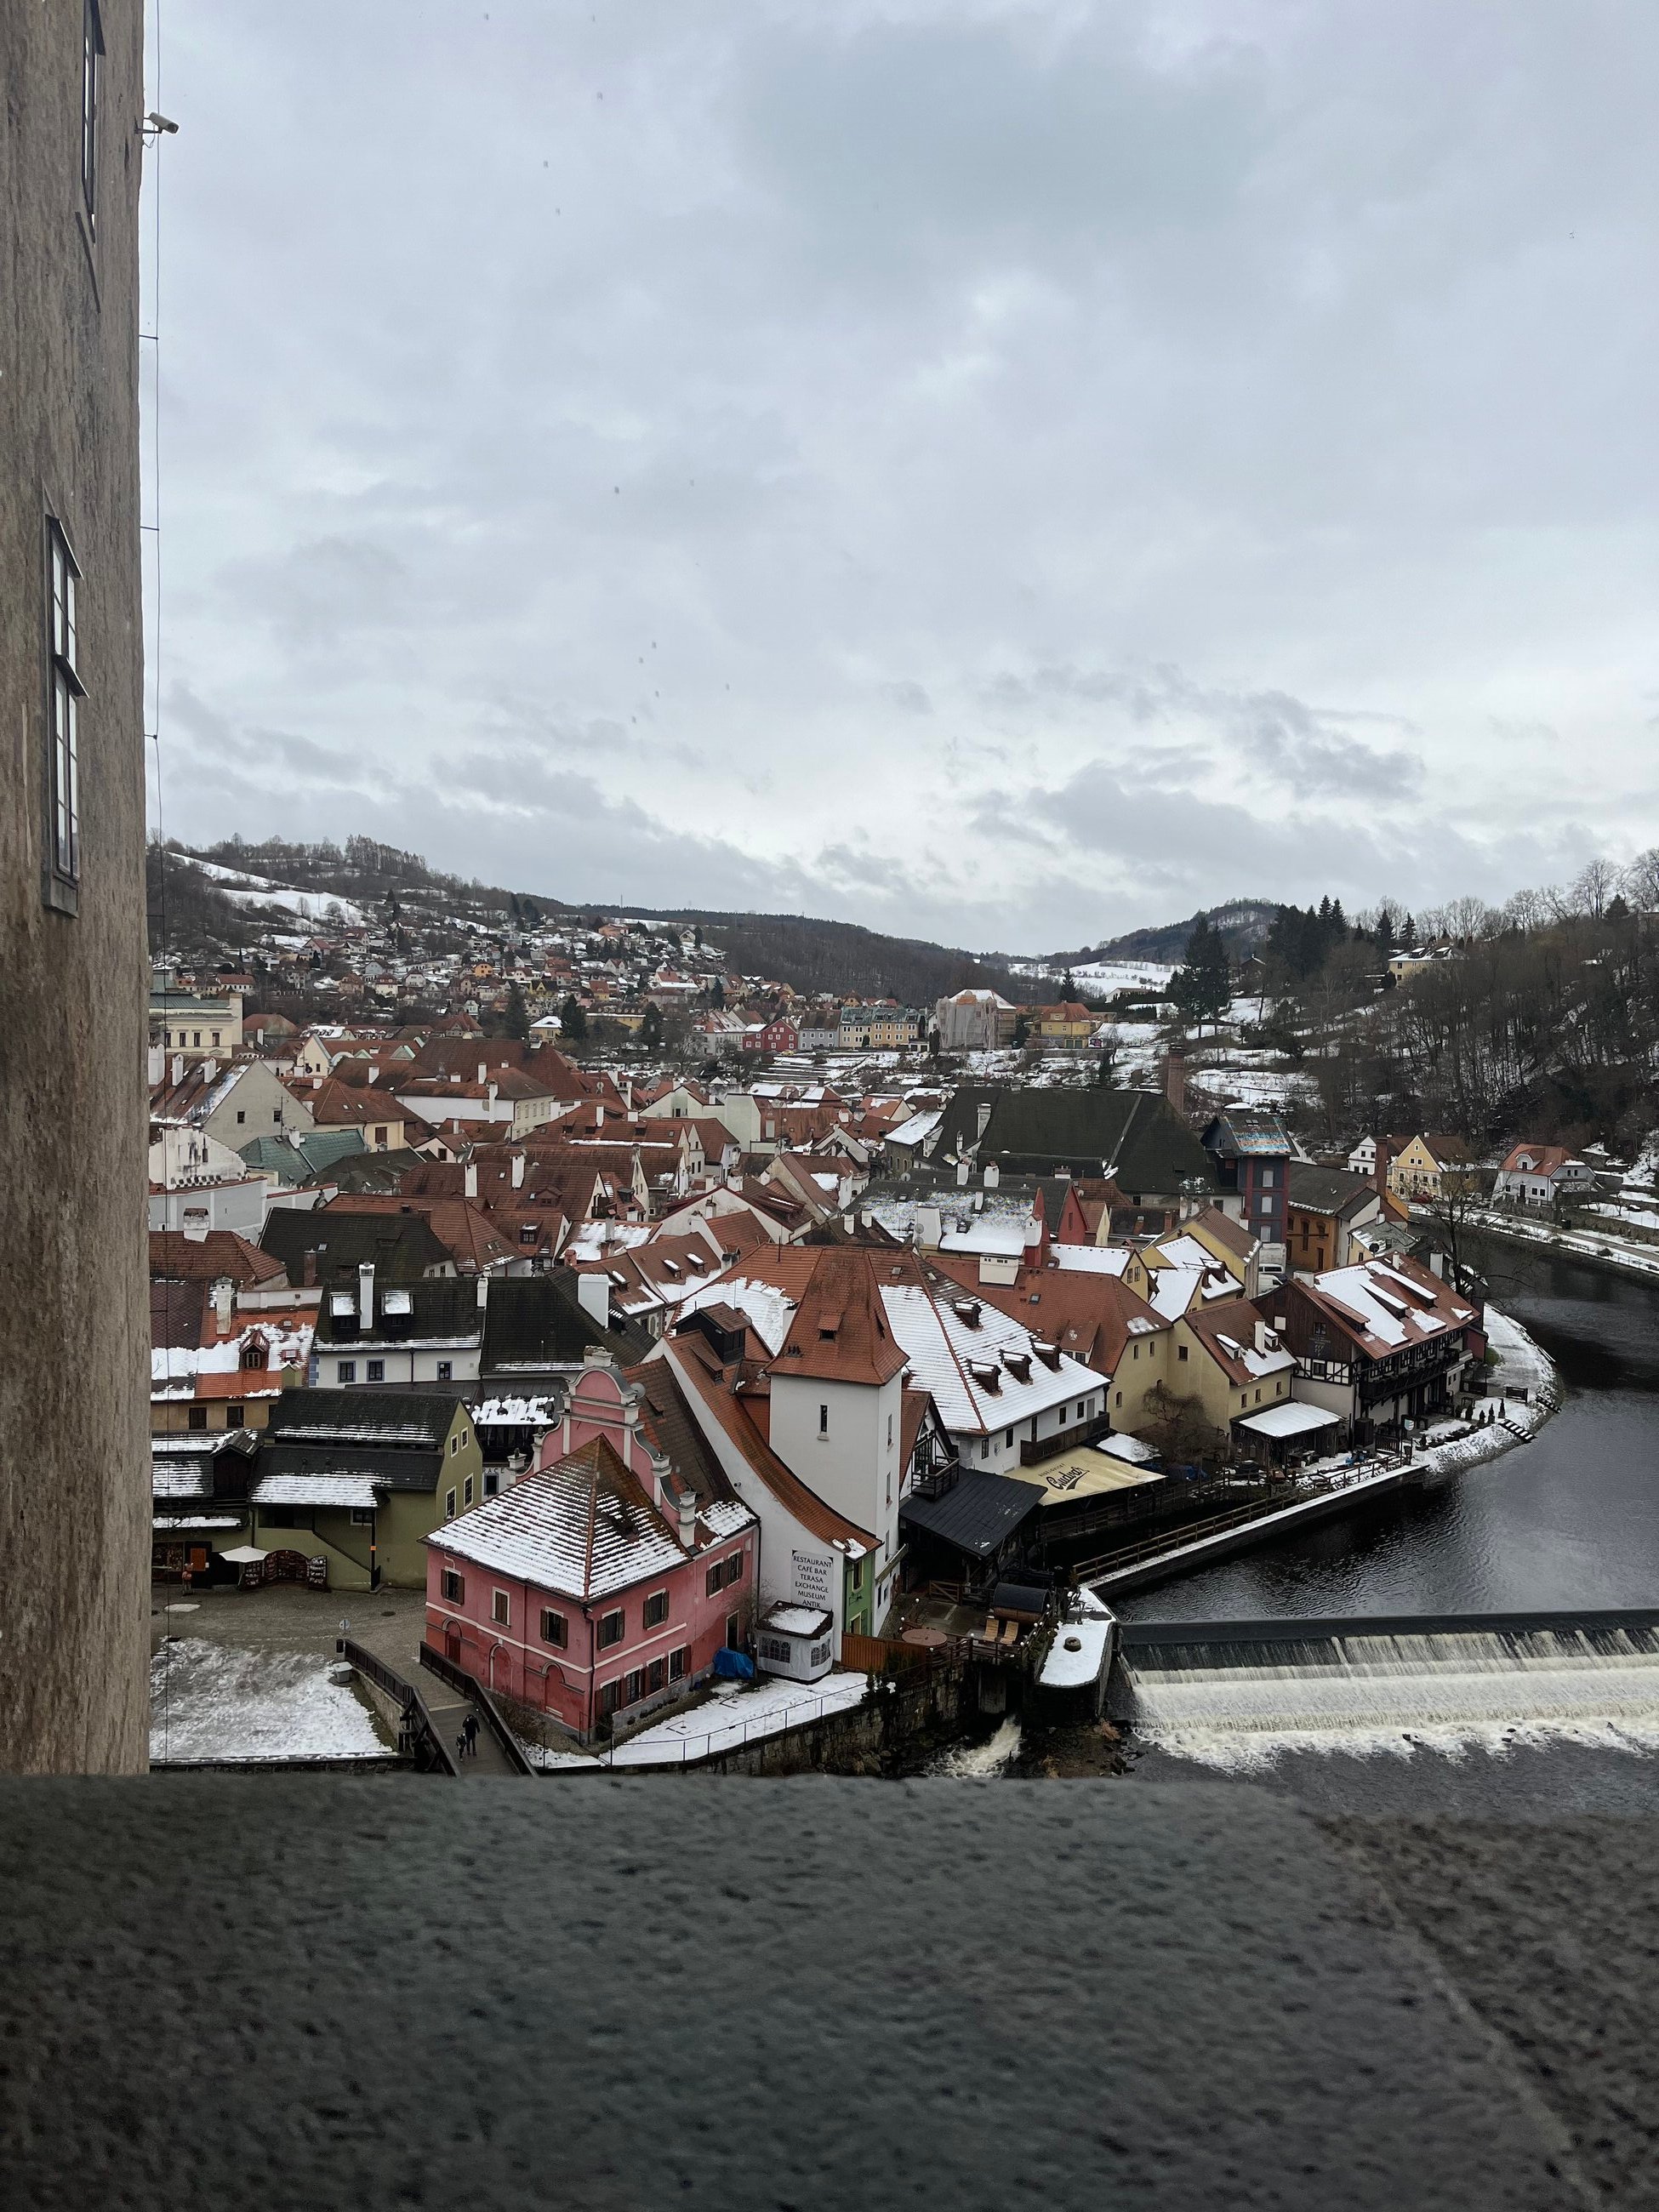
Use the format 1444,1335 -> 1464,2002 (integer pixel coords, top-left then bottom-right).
150,1638 -> 395,1764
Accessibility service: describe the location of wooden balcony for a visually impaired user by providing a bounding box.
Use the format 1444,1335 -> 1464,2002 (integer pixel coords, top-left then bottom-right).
1020,1413 -> 1110,1467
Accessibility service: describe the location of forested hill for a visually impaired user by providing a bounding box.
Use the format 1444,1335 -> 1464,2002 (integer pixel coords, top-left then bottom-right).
157,836 -> 1023,1004
1052,899 -> 1279,966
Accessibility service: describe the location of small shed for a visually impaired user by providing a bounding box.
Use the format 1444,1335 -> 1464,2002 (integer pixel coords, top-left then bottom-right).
755,1605 -> 835,1684
1236,1399 -> 1342,1466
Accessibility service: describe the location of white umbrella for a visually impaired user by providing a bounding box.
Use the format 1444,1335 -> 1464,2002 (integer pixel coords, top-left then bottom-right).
219,1545 -> 270,1565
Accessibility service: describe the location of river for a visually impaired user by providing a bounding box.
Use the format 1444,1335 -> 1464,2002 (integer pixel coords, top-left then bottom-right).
1115,1231 -> 1659,1622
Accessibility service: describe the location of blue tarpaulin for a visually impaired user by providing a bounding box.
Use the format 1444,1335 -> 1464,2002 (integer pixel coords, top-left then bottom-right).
712,1647 -> 755,1681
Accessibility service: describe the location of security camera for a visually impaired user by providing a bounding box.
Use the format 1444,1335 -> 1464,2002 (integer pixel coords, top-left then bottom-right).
146,111 -> 180,134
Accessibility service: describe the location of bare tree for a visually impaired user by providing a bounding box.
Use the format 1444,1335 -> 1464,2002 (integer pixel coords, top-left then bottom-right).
1139,1382 -> 1225,1469
1442,894 -> 1498,943
1569,858 -> 1621,921
1502,886 -> 1552,932
1422,1163 -> 1487,1296
1623,848 -> 1659,913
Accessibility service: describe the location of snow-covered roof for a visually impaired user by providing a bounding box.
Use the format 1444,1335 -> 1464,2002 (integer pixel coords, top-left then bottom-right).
473,1394 -> 561,1428
1050,1245 -> 1132,1278
762,1603 -> 833,1639
426,1438 -> 744,1601
678,1275 -> 798,1357
887,1109 -> 942,1149
1313,1261 -> 1463,1350
251,1472 -> 380,1508
1237,1400 -> 1340,1439
880,1280 -> 1106,1439
938,1217 -> 1030,1259
1097,1431 -> 1158,1466
151,1514 -> 242,1531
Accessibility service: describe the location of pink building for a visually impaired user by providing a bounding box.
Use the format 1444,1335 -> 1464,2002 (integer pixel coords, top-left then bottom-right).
424,1362 -> 758,1742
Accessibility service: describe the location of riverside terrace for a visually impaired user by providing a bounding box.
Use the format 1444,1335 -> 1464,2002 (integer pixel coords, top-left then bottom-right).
3,1775 -> 1657,2208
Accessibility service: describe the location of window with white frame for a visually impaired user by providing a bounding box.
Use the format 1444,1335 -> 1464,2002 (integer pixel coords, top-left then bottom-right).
46,520 -> 83,900
491,1589 -> 510,1626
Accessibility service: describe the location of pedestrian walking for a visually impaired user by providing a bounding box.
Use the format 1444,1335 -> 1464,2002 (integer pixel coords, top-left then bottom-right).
463,1713 -> 480,1757
455,1730 -> 467,1764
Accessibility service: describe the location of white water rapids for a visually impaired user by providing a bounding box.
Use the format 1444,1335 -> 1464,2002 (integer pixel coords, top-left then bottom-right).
1123,1627 -> 1659,1771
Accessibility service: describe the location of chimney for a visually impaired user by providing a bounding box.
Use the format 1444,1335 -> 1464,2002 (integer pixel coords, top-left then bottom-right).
956,1159 -> 969,1188
575,1273 -> 611,1328
983,1162 -> 1001,1189
676,1484 -> 697,1552
171,1054 -> 184,1087
1164,1050 -> 1187,1118
147,1044 -> 164,1086
368,1063 -> 379,1084
464,1162 -> 479,1199
476,1273 -> 489,1309
1254,1317 -> 1272,1354
477,1061 -> 488,1085
595,1103 -> 604,1128
357,1262 -> 374,1329
211,1277 -> 234,1335
511,1152 -> 525,1189
487,1081 -> 499,1113
201,1058 -> 217,1085
302,1250 -> 319,1289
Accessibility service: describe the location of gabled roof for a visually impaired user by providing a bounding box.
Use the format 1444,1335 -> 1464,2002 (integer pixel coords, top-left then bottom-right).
1286,1162 -> 1378,1217
149,1230 -> 286,1287
314,1276 -> 487,1348
425,1436 -> 699,1599
898,1465 -> 1041,1558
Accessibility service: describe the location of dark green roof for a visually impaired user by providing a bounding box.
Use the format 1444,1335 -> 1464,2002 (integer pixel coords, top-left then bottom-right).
934,1086 -> 1215,1196
239,1129 -> 367,1184
481,1274 -> 650,1373
260,1208 -> 451,1284
265,1389 -> 462,1453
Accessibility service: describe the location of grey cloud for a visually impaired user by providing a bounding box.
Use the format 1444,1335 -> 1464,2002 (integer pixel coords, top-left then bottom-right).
151,1 -> 1659,950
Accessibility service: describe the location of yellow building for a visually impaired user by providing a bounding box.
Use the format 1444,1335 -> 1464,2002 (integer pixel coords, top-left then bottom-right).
1387,1133 -> 1470,1202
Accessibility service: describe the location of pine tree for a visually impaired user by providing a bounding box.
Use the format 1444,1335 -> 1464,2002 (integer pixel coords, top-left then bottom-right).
561,995 -> 589,1043
640,1002 -> 664,1049
504,983 -> 530,1042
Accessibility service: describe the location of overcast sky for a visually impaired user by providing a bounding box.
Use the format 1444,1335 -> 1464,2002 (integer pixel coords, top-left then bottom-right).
145,1 -> 1659,953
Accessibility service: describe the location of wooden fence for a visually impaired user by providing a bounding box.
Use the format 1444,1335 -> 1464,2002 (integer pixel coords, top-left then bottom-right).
841,1631 -> 966,1675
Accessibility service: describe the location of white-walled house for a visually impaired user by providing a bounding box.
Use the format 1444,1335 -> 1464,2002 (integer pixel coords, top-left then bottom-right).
1492,1143 -> 1595,1208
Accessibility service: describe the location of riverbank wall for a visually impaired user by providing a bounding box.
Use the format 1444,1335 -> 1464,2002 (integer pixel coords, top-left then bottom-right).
1451,1207 -> 1659,1286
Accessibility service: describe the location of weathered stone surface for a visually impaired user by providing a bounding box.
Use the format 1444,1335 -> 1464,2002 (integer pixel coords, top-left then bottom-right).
0,1776 -> 1613,2208
0,3 -> 150,1769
